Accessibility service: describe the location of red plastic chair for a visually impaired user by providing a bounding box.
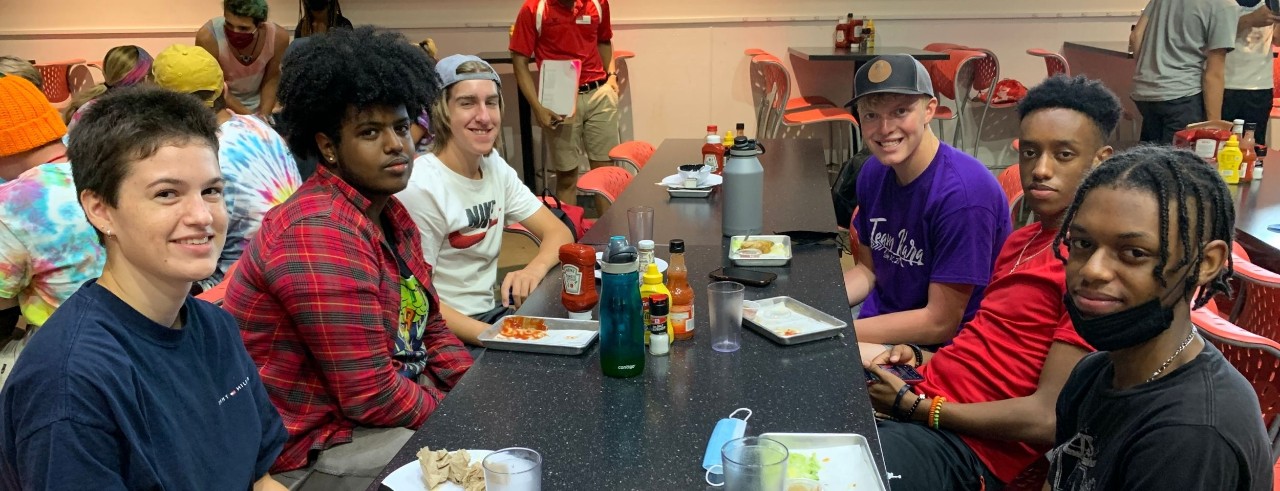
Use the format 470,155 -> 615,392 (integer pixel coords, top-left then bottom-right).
744,48 -> 837,112
752,54 -> 860,163
1214,247 -> 1254,318
996,165 -> 1022,206
1229,257 -> 1280,344
608,140 -> 655,175
195,260 -> 240,306
1026,48 -> 1070,79
33,58 -> 86,108
919,47 -> 986,148
575,166 -> 633,204
1192,304 -> 1280,458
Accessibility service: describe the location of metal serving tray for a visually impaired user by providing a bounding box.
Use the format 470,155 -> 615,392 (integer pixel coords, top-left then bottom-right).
758,432 -> 887,491
478,316 -> 599,355
729,235 -> 792,266
742,296 -> 847,345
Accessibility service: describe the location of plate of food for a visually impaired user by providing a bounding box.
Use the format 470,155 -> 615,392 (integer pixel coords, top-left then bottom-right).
729,235 -> 792,266
743,296 -> 847,345
382,447 -> 491,491
659,172 -> 723,189
757,433 -> 887,491
594,251 -> 666,279
478,316 -> 599,355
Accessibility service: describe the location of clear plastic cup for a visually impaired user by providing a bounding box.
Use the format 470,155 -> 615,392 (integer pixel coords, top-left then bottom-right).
708,281 -> 745,352
627,206 -> 654,244
722,436 -> 789,490
481,447 -> 542,491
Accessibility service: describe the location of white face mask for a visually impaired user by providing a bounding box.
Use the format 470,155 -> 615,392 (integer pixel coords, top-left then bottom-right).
702,408 -> 752,486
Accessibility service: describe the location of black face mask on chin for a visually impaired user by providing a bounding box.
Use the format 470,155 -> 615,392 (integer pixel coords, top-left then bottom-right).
1065,269 -> 1193,352
1065,295 -> 1176,351
306,0 -> 330,11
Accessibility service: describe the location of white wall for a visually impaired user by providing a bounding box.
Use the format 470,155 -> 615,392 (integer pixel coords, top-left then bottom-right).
0,0 -> 1143,172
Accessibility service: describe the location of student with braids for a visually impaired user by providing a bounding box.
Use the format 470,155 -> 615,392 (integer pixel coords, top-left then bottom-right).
1047,145 -> 1271,490
294,0 -> 351,38
863,75 -> 1117,490
223,27 -> 471,489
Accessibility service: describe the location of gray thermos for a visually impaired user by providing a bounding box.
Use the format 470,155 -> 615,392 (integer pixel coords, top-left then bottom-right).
722,137 -> 765,236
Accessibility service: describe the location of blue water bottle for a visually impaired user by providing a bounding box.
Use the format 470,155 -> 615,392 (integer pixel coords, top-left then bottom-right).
599,236 -> 645,378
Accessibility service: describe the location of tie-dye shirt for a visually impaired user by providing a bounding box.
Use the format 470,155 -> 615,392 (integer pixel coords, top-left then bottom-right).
199,114 -> 301,291
0,162 -> 105,326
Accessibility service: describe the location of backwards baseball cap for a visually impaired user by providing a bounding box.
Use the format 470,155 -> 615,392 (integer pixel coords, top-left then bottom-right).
852,54 -> 934,105
435,54 -> 501,88
0,75 -> 67,157
152,44 -> 224,107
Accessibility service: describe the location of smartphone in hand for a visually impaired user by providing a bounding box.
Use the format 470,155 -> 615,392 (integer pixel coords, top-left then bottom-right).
865,364 -> 925,384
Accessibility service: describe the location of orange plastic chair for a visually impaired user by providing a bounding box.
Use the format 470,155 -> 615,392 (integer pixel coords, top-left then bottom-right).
744,48 -> 837,112
752,54 -> 860,163
608,140 -> 655,175
968,48 -> 1026,154
997,165 -> 1022,205
1193,303 -> 1280,457
1026,48 -> 1070,79
575,166 -> 633,204
195,260 -> 240,306
33,59 -> 86,107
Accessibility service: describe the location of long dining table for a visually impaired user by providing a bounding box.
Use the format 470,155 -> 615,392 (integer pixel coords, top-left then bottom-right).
371,138 -> 886,490
1233,173 -> 1280,272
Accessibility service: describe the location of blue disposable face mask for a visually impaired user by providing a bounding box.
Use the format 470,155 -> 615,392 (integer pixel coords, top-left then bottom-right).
702,408 -> 752,485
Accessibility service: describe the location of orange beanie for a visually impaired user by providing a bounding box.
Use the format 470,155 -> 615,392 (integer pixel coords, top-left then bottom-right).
0,75 -> 67,157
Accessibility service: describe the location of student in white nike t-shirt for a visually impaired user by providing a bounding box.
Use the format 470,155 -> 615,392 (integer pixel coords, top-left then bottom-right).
397,55 -> 574,346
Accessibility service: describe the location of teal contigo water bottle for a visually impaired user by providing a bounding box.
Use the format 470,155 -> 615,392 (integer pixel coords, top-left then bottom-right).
599,235 -> 645,378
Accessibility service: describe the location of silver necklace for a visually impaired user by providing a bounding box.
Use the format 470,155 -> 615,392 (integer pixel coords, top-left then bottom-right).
1146,331 -> 1197,383
1010,226 -> 1052,274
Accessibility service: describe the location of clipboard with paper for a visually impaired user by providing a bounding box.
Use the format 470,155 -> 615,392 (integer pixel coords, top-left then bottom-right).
538,59 -> 582,118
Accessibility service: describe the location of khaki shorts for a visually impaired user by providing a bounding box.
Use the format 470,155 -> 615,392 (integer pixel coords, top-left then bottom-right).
546,83 -> 621,171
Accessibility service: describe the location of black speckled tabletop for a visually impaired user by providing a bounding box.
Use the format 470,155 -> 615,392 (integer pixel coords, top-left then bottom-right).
370,139 -> 885,490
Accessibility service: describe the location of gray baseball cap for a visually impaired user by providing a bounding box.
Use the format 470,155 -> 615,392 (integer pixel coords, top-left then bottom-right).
435,54 -> 501,88
852,54 -> 934,104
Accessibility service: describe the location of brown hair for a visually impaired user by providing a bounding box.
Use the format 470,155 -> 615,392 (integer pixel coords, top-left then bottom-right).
64,46 -> 150,122
0,56 -> 42,90
428,60 -> 504,152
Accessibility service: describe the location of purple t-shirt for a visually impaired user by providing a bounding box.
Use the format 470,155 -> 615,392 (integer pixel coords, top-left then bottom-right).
853,142 -> 1011,331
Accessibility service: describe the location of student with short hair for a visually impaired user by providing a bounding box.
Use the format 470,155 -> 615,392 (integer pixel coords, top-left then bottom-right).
397,54 -> 574,346
1130,0 -> 1235,143
866,75 -> 1118,490
1047,146 -> 1272,490
844,54 -> 1011,362
223,27 -> 471,490
1223,2 -> 1280,144
0,85 -> 288,491
151,44 -> 300,291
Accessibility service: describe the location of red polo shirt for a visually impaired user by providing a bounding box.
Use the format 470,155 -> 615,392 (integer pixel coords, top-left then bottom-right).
509,0 -> 613,85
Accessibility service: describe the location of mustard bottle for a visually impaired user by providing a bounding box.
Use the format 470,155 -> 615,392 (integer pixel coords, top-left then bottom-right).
639,263 -> 673,345
1218,135 -> 1243,184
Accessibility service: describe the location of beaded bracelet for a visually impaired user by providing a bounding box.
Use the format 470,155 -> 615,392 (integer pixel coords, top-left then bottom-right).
907,344 -> 924,368
929,396 -> 947,429
905,393 -> 927,421
892,384 -> 914,419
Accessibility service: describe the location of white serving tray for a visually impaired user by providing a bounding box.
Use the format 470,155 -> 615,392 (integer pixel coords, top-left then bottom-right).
758,433 -> 887,491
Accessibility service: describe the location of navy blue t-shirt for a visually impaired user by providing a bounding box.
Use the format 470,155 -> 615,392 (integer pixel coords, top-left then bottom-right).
0,280 -> 286,490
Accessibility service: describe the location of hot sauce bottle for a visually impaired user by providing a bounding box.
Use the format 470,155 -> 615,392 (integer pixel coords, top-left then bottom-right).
666,239 -> 695,340
559,243 -> 598,319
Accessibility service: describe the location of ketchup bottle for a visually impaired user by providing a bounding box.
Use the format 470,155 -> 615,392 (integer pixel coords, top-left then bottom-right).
559,243 -> 598,319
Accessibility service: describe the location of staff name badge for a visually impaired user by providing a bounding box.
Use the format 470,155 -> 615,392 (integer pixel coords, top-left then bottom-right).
577,15 -> 592,24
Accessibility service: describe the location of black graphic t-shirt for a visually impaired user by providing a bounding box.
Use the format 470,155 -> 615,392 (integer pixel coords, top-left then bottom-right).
1049,344 -> 1272,491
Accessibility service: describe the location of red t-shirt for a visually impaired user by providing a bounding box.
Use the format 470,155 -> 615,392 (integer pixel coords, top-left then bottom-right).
509,0 -> 613,85
916,222 -> 1092,483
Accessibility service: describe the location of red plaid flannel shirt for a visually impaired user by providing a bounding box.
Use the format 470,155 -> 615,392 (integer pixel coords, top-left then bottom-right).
224,166 -> 473,473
